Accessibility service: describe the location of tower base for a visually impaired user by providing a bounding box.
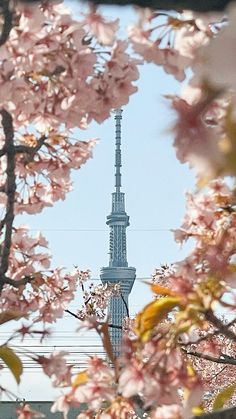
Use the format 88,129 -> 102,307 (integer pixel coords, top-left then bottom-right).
100,266 -> 136,357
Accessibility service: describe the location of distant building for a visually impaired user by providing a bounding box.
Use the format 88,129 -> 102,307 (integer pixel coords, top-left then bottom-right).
100,109 -> 136,357
0,401 -> 84,418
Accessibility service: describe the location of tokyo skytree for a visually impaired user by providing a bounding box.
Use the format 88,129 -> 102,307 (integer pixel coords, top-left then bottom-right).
100,109 -> 136,357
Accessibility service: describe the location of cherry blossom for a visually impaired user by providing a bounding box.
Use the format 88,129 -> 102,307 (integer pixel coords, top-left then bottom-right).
83,5 -> 119,46
128,10 -> 217,81
0,2 -> 138,132
16,403 -> 45,419
1,1 -> 236,418
76,281 -> 120,320
0,226 -> 85,324
51,394 -> 72,419
151,404 -> 182,419
193,5 -> 236,90
36,351 -> 72,387
51,356 -> 115,416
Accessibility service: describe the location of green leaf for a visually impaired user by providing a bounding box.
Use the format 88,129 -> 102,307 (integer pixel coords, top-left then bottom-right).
0,346 -> 23,384
213,383 -> 236,411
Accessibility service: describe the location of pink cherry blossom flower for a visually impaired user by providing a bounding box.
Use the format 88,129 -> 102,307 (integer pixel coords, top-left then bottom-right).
16,403 -> 45,419
118,361 -> 145,397
51,394 -> 72,419
84,6 -> 119,45
151,404 -> 182,419
37,351 -> 72,387
194,5 -> 236,90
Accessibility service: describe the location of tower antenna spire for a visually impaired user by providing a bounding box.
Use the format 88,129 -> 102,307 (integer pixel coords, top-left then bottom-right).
100,109 -> 136,357
114,108 -> 123,193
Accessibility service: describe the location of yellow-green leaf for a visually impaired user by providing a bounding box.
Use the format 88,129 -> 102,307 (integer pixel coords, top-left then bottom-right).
192,405 -> 205,416
151,283 -> 176,296
0,310 -> 23,325
72,370 -> 88,388
213,383 -> 236,411
136,296 -> 182,341
0,346 -> 23,384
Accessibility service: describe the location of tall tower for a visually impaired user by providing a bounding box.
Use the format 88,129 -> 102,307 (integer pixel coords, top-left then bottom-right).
100,109 -> 136,357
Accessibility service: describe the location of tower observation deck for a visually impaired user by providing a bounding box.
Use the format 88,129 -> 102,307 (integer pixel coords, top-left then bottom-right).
100,109 -> 136,357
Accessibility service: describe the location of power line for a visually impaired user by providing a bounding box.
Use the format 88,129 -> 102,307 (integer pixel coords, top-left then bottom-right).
27,228 -> 172,232
65,277 -> 152,281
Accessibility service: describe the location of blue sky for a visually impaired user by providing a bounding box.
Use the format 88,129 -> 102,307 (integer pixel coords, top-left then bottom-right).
19,60 -> 195,312
2,2 -> 197,401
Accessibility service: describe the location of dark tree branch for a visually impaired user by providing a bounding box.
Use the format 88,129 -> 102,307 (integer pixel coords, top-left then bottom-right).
108,323 -> 122,329
183,348 -> 236,365
194,407 -> 236,419
16,0 -> 236,12
121,292 -> 129,318
0,215 -> 6,234
3,274 -> 35,288
65,309 -> 123,329
209,365 -> 227,383
17,135 -> 47,164
0,0 -> 13,47
65,309 -> 82,320
180,318 -> 236,347
0,147 -> 6,158
206,310 -> 236,342
0,110 -> 16,289
0,122 -> 47,291
83,0 -> 235,11
0,135 -> 47,160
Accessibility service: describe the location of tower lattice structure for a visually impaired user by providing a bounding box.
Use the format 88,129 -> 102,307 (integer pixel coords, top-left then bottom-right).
100,109 -> 136,357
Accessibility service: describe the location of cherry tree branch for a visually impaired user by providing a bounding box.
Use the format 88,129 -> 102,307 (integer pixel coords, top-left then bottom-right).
180,318 -> 236,347
206,310 -> 236,342
65,309 -> 82,320
65,309 -> 123,329
0,0 -> 13,47
0,110 -> 16,288
108,323 -> 122,329
16,135 -> 47,163
183,348 -> 236,365
82,0 -> 234,11
15,137 -> 46,155
0,112 -> 47,292
3,274 -> 35,288
207,365 -> 227,383
18,0 -> 236,12
121,292 -> 130,318
0,137 -> 46,161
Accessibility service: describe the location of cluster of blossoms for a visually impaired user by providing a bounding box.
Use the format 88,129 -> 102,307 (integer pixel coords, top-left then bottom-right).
0,3 -> 140,415
128,9 -> 217,81
152,179 -> 236,298
77,282 -> 121,320
127,6 -> 236,184
0,0 -> 139,217
51,356 -> 116,418
0,2 -> 139,131
169,6 -> 236,183
150,179 -> 236,405
0,235 -> 84,324
172,179 -> 236,291
1,0 -> 236,418
47,330 -> 203,418
187,324 -> 236,408
36,350 -> 73,388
